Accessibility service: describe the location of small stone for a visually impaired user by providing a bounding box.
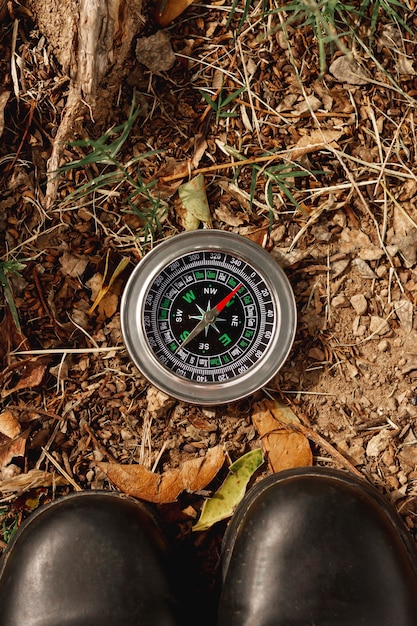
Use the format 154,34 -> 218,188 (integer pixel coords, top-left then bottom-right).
402,355 -> 417,374
366,429 -> 391,458
378,339 -> 390,352
331,294 -> 349,308
352,315 -> 367,336
376,265 -> 388,278
308,347 -> 326,361
352,258 -> 377,279
369,315 -> 390,335
395,299 -> 413,333
136,30 -> 176,73
350,293 -> 368,315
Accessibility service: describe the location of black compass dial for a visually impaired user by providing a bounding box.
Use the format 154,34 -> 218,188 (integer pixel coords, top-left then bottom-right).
143,251 -> 275,383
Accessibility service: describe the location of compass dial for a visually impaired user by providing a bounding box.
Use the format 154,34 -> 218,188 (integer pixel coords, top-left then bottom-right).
121,231 -> 296,405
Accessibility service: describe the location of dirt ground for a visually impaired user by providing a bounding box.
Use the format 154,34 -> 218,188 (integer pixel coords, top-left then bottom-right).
1,0 -> 417,619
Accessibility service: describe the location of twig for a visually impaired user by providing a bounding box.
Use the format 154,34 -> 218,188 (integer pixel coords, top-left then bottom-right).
12,347 -> 124,355
286,420 -> 364,479
41,447 -> 82,492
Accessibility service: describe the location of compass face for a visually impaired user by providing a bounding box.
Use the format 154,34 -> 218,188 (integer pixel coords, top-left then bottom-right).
121,231 -> 296,405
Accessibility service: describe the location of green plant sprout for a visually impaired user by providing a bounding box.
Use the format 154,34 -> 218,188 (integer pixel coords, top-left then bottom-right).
224,143 -> 324,219
229,0 -> 414,78
57,96 -> 165,245
199,81 -> 246,123
0,507 -> 20,546
0,259 -> 27,332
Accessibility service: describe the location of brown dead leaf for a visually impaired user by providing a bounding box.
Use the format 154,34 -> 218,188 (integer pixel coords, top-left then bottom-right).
285,129 -> 342,161
252,400 -> 312,472
329,56 -> 371,85
0,468 -> 68,496
0,428 -> 31,469
97,445 -> 225,503
153,160 -> 190,198
1,357 -> 49,398
0,91 -> 10,138
59,251 -> 88,278
155,0 -> 195,27
88,252 -> 129,315
0,410 -> 21,439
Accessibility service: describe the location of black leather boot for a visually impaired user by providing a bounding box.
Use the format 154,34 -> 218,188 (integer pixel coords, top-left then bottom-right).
218,467 -> 417,626
0,491 -> 183,626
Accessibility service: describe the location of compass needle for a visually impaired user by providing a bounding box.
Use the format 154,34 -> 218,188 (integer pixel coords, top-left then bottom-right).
121,231 -> 296,404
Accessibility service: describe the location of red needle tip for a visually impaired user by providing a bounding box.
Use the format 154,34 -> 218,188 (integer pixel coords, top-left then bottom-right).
214,283 -> 243,314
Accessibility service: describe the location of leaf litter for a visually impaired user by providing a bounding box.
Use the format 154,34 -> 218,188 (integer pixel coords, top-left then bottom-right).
2,1 -> 417,617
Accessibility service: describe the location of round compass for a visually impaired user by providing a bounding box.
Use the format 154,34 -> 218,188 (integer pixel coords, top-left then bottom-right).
121,230 -> 296,405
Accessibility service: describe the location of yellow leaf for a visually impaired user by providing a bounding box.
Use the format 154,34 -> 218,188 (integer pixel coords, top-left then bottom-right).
155,0 -> 196,27
178,174 -> 212,230
89,253 -> 130,314
193,449 -> 263,532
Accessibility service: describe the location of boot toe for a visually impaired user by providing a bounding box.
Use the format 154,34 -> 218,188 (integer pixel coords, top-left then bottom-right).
0,491 -> 182,626
218,468 -> 417,626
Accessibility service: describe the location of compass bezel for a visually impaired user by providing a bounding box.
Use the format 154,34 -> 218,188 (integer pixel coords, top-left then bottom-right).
121,230 -> 297,405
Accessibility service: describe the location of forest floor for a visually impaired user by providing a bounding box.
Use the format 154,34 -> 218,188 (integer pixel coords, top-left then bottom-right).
1,0 -> 417,620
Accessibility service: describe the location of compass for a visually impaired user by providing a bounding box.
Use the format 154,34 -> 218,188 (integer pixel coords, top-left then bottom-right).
121,230 -> 296,405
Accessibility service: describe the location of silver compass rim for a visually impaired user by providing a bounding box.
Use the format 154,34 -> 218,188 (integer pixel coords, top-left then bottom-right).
120,230 -> 297,405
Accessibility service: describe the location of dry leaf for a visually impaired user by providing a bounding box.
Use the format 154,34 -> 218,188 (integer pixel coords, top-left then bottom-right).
178,173 -> 212,230
1,358 -> 49,398
329,56 -> 371,85
0,428 -> 30,469
0,410 -> 21,439
88,253 -> 129,314
193,449 -> 263,531
153,160 -> 190,198
293,94 -> 322,114
285,129 -> 342,161
59,251 -> 88,278
98,445 -> 225,503
395,299 -> 413,333
0,90 -> 10,138
155,0 -> 195,27
0,469 -> 68,495
252,399 -> 312,472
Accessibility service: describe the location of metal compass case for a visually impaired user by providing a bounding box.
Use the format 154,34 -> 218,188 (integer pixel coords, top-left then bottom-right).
121,230 -> 297,405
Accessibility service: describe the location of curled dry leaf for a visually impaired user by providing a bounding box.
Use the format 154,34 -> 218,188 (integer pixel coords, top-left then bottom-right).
329,56 -> 371,85
0,468 -> 68,496
97,445 -> 225,503
155,0 -> 195,27
1,357 -> 49,398
0,427 -> 31,469
178,173 -> 212,230
285,129 -> 342,161
252,399 -> 312,472
0,410 -> 21,439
